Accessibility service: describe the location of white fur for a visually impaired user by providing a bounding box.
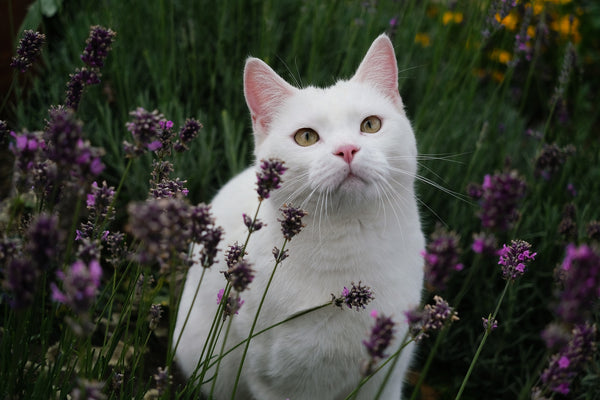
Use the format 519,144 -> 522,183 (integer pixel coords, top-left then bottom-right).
173,34 -> 425,399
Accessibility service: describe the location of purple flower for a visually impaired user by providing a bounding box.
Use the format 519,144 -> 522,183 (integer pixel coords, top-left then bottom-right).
541,323 -> 570,351
556,244 -> 600,324
150,178 -> 189,199
44,107 -> 104,178
10,130 -> 45,173
278,204 -> 307,241
360,310 -> 396,376
80,26 -> 116,68
65,68 -> 100,110
153,366 -> 171,395
586,220 -> 600,241
422,226 -> 463,290
482,316 -> 498,331
69,378 -> 106,400
216,289 -> 244,320
10,30 -> 45,72
4,258 -> 38,309
498,239 -> 536,281
333,281 -> 374,311
537,323 -> 597,396
224,259 -> 255,292
256,158 -> 287,199
127,198 -> 194,271
362,310 -> 395,364
174,118 -> 203,152
406,295 -> 459,341
123,108 -> 164,157
225,243 -> 246,269
199,226 -> 223,267
534,144 -> 575,180
148,304 -> 163,330
25,213 -> 60,270
272,246 -> 289,263
86,181 -> 116,218
51,259 -> 102,314
471,232 -> 497,255
469,170 -> 527,231
243,213 -> 264,233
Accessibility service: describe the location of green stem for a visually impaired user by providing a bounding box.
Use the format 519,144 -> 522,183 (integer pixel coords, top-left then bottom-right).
454,280 -> 511,400
207,302 -> 332,370
230,238 -> 289,399
210,312 -> 235,397
344,333 -> 414,400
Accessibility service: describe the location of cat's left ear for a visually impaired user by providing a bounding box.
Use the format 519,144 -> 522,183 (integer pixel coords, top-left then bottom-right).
352,34 -> 404,111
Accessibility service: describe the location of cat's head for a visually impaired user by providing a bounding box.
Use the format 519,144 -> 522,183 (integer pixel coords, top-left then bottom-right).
244,34 -> 418,216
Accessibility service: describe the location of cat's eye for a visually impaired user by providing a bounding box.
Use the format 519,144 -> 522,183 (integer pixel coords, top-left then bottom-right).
294,128 -> 320,146
360,116 -> 381,134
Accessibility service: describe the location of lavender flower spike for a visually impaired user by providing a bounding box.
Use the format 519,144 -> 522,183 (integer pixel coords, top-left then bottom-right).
11,30 -> 45,72
498,239 -> 536,281
361,310 -> 396,375
80,26 -> 116,68
51,259 -> 102,314
256,158 -> 287,199
332,281 -> 374,311
278,204 -> 307,241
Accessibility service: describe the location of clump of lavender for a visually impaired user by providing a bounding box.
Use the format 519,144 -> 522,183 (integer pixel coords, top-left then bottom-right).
555,244 -> 600,324
51,259 -> 102,314
535,323 -> 597,396
422,226 -> 463,290
10,30 -> 45,73
468,170 -> 527,231
550,42 -> 576,120
25,213 -> 61,270
534,143 -> 575,180
508,5 -> 533,68
256,158 -> 287,200
278,204 -> 307,241
127,198 -> 221,272
332,281 -> 374,311
361,310 -> 396,375
69,378 -> 106,400
406,295 -> 459,342
498,239 -> 536,281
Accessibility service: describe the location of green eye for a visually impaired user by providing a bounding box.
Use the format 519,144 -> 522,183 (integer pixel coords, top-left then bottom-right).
294,128 -> 320,146
360,116 -> 381,133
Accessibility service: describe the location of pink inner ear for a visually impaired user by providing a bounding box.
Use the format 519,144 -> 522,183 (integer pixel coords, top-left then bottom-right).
352,35 -> 402,108
244,58 -> 295,135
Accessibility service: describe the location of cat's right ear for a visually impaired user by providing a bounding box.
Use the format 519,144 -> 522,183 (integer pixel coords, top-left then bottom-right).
244,58 -> 296,140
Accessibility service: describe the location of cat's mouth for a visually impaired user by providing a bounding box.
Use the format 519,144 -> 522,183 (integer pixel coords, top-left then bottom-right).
337,170 -> 367,191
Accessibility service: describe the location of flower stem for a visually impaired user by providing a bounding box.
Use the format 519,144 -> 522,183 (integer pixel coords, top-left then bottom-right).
230,238 -> 288,400
454,279 -> 511,400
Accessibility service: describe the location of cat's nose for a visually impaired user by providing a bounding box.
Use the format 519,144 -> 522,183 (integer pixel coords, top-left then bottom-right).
334,144 -> 360,164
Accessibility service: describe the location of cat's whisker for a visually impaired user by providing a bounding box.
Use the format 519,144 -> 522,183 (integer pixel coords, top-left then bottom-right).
388,165 -> 471,204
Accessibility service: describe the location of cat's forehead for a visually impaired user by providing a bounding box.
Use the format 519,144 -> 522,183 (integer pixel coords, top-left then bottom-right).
281,80 -> 397,124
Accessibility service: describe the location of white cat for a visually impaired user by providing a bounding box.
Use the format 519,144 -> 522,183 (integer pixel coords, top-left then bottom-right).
173,34 -> 425,400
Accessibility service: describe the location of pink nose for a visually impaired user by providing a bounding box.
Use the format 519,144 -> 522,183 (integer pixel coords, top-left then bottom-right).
334,144 -> 360,164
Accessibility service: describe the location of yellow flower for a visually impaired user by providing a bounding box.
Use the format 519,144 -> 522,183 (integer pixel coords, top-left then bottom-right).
527,25 -> 536,38
443,11 -> 464,25
490,49 -> 512,65
551,14 -> 582,43
414,33 -> 431,47
491,70 -> 505,83
495,12 -> 518,31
